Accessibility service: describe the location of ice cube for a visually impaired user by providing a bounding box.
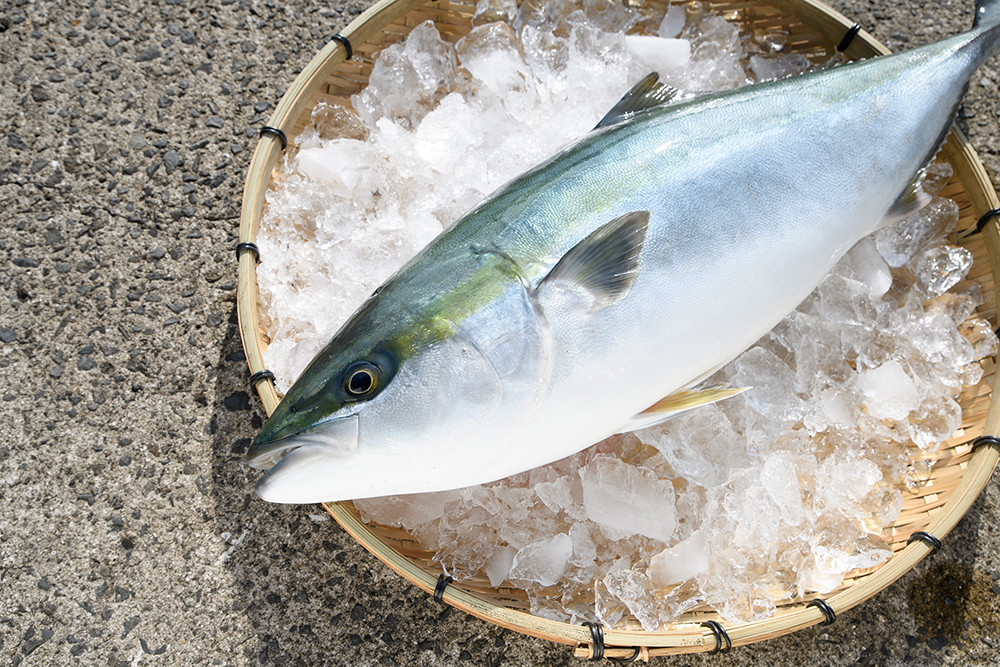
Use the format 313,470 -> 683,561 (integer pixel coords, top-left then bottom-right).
353,491 -> 457,532
473,0 -> 517,24
648,530 -> 710,587
760,455 -> 804,526
296,140 -> 377,198
858,361 -> 919,420
534,476 -> 575,513
624,35 -> 691,71
800,543 -> 891,594
875,197 -> 959,267
579,456 -> 676,542
919,161 -> 954,196
961,362 -> 984,386
816,273 -> 876,327
658,4 -> 686,39
485,546 -> 517,587
509,533 -> 573,586
908,395 -> 962,449
814,456 -> 883,510
959,318 -> 999,361
601,569 -> 661,631
804,387 -> 856,433
308,101 -> 369,142
729,346 -> 805,423
353,22 -> 457,128
749,53 -> 812,81
638,404 -> 746,487
914,245 -> 973,297
843,237 -> 893,298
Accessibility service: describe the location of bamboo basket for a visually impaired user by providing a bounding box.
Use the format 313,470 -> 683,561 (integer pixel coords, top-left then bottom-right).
237,0 -> 1000,658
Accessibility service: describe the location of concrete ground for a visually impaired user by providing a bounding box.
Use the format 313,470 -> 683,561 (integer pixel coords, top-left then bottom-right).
1,0 -> 999,664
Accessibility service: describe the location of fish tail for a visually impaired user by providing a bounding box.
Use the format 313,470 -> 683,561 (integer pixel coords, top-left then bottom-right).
975,0 -> 1000,29
963,0 -> 1000,70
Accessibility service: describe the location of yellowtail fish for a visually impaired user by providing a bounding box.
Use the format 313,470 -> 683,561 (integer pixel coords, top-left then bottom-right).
248,0 -> 1000,503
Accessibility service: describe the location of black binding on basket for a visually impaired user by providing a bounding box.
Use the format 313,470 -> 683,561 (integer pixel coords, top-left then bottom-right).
808,598 -> 837,626
249,369 -> 275,387
259,126 -> 288,151
582,622 -> 605,661
907,530 -> 942,554
971,208 -> 1000,236
836,23 -> 862,52
433,574 -> 452,603
701,620 -> 731,654
332,33 -> 353,60
973,435 -> 1000,451
608,646 -> 642,663
236,241 -> 261,262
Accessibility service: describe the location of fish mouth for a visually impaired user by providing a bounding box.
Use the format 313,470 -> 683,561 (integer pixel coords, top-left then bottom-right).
246,414 -> 360,471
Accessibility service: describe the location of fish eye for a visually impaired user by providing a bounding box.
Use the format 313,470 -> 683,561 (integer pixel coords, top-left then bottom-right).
343,361 -> 381,397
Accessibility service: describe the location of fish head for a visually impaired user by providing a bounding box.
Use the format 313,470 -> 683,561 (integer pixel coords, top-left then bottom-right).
247,252 -> 549,503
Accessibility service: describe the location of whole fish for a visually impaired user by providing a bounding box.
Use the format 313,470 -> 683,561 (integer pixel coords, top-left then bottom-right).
248,0 -> 1000,503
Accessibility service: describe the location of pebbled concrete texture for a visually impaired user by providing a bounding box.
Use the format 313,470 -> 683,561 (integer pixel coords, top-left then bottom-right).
0,0 -> 998,665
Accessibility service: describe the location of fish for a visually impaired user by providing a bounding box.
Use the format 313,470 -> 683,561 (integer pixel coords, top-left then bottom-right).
247,0 -> 1000,503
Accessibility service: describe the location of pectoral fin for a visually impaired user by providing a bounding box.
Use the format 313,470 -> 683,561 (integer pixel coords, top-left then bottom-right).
539,210 -> 650,310
619,384 -> 751,432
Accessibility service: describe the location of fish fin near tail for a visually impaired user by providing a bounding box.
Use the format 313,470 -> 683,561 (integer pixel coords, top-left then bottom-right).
883,174 -> 934,222
975,0 -> 1000,29
619,384 -> 751,432
539,210 -> 650,310
880,89 -> 962,229
595,73 -> 678,129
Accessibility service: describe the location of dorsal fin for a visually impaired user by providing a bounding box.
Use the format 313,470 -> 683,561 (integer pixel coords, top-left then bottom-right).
539,210 -> 650,310
595,73 -> 678,129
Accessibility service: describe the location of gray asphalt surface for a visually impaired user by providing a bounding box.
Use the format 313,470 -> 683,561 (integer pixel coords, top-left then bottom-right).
2,0 -> 999,665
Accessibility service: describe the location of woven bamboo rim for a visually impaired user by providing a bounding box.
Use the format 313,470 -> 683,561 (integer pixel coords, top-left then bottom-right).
237,0 -> 1000,658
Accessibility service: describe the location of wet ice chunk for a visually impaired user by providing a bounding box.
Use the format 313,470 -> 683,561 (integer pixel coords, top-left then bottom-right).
749,53 -> 811,81
474,0 -> 517,24
353,491 -> 454,532
648,530 -> 710,587
296,140 -> 377,198
909,395 -> 962,449
509,533 -> 573,586
534,476 -> 575,513
914,245 -> 973,297
858,361 -> 919,420
640,405 -> 746,487
919,161 -> 954,196
959,318 -> 999,361
579,456 -> 676,541
843,237 -> 893,298
353,21 -> 457,128
875,197 -> 959,267
625,35 -> 691,71
601,569 -> 661,631
658,4 -> 686,38
801,543 -> 892,594
729,346 -> 804,423
485,546 -> 516,586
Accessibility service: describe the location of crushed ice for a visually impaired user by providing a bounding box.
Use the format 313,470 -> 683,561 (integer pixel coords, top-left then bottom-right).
256,1 -> 994,629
